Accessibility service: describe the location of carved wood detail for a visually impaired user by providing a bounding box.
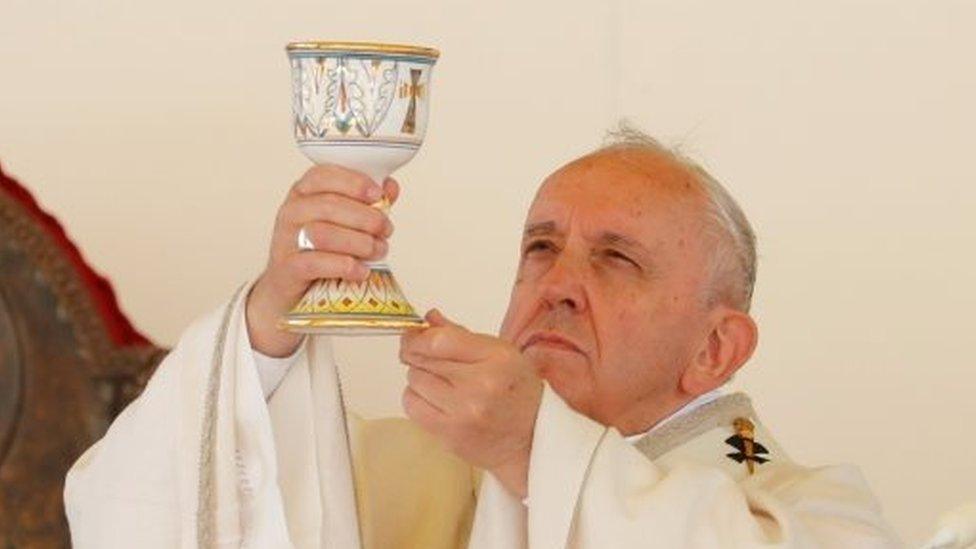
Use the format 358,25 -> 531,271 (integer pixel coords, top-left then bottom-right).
0,184 -> 167,547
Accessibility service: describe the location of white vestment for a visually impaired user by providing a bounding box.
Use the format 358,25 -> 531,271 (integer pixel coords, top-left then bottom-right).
64,286 -> 904,548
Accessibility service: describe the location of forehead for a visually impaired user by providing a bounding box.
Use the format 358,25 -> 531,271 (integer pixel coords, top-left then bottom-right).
527,149 -> 708,237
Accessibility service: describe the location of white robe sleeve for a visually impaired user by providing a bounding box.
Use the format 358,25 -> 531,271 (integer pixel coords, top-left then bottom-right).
523,386 -> 904,549
63,304 -> 220,549
63,285 -> 299,549
252,342 -> 304,400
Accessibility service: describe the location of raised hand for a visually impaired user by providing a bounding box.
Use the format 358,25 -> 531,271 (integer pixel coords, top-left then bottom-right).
246,164 -> 398,356
399,310 -> 543,498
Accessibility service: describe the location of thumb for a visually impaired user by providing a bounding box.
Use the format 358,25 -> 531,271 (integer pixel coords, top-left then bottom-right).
425,308 -> 459,328
383,177 -> 401,206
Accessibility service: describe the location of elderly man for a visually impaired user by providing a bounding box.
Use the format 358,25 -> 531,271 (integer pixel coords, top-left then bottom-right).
64,127 -> 902,548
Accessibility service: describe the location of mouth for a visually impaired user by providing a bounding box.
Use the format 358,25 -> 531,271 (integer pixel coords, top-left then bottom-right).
521,332 -> 584,355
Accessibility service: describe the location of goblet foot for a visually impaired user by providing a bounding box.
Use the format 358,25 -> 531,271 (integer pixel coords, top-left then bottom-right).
280,264 -> 427,335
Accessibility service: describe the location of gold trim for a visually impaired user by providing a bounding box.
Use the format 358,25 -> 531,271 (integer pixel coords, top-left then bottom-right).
279,316 -> 429,332
286,41 -> 440,59
733,417 -> 758,475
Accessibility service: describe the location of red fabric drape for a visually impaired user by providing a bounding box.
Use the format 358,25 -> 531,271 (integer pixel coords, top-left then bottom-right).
0,162 -> 151,347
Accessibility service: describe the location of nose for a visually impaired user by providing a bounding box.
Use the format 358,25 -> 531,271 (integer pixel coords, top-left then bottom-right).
537,252 -> 589,314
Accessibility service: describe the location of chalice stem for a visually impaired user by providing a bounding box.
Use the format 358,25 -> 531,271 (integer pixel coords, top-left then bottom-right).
281,198 -> 427,335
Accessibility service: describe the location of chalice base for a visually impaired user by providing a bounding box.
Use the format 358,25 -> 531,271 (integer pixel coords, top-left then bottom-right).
280,264 -> 428,335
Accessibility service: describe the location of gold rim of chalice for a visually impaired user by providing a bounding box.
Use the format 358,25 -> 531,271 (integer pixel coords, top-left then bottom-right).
279,314 -> 430,334
286,41 -> 440,60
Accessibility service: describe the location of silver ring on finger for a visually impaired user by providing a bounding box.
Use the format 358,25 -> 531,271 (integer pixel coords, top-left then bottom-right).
297,225 -> 316,251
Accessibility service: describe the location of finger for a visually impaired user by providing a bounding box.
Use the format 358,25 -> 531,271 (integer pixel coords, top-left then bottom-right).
401,323 -> 498,363
303,221 -> 388,260
402,386 -> 446,429
292,164 -> 383,204
425,308 -> 458,328
280,250 -> 370,286
284,193 -> 393,238
406,366 -> 455,410
403,356 -> 466,379
383,177 -> 401,206
400,325 -> 424,358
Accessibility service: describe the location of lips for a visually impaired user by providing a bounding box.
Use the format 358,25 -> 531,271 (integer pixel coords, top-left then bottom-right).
522,332 -> 584,354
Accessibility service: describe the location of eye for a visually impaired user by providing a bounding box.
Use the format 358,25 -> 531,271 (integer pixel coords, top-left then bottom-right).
523,239 -> 555,257
604,249 -> 639,268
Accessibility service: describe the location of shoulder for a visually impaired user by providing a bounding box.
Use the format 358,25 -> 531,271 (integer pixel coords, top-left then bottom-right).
637,392 -> 794,482
638,393 -> 882,503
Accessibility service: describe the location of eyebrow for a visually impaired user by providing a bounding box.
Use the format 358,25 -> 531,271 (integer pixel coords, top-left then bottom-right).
523,222 -> 653,259
523,221 -> 557,238
598,231 -> 651,257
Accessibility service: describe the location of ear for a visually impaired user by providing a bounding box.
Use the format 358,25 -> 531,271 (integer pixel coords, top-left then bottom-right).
680,309 -> 758,395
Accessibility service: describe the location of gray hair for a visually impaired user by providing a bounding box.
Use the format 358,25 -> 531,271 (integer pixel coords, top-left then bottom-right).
598,122 -> 757,312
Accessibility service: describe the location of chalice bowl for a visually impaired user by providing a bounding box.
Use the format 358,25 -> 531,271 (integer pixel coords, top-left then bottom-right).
282,41 -> 439,334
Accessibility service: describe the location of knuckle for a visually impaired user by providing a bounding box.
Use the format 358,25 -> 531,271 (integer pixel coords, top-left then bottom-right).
369,212 -> 387,235
498,346 -> 519,364
356,179 -> 375,200
300,256 -> 322,280
371,238 -> 388,260
276,200 -> 296,226
322,225 -> 349,253
480,377 -> 499,397
401,390 -> 416,418
286,254 -> 311,280
429,330 -> 448,355
355,234 -> 374,257
297,167 -> 326,193
355,170 -> 376,187
309,164 -> 335,181
260,270 -> 286,296
339,255 -> 355,275
303,224 -> 322,248
468,403 -> 487,426
293,175 -> 311,195
320,193 -> 340,213
343,256 -> 364,278
341,233 -> 364,256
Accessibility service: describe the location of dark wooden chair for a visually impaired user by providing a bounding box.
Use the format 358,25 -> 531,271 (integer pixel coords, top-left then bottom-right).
0,163 -> 167,547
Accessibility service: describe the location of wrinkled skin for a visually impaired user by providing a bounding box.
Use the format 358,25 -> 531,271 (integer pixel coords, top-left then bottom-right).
400,148 -> 758,498
498,148 -> 720,433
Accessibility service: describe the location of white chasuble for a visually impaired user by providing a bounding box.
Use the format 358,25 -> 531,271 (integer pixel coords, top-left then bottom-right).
65,287 -> 903,548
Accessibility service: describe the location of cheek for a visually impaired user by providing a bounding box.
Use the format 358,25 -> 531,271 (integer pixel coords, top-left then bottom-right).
596,297 -> 703,387
590,290 -> 669,373
594,285 -> 653,334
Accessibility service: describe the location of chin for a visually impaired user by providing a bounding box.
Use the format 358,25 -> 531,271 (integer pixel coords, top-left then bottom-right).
531,360 -> 595,418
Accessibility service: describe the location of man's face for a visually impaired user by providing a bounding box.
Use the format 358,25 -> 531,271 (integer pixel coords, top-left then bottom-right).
499,149 -> 716,432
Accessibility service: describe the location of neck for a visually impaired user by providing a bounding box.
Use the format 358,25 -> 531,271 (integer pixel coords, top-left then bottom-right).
612,391 -> 696,436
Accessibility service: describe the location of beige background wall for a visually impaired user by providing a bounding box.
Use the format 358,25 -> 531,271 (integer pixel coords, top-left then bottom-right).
2,0 -> 973,543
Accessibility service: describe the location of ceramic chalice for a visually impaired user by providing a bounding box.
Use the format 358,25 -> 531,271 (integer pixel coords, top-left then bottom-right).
282,41 -> 439,335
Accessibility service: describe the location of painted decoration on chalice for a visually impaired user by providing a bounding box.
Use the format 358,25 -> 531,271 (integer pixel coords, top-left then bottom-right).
282,41 -> 439,335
